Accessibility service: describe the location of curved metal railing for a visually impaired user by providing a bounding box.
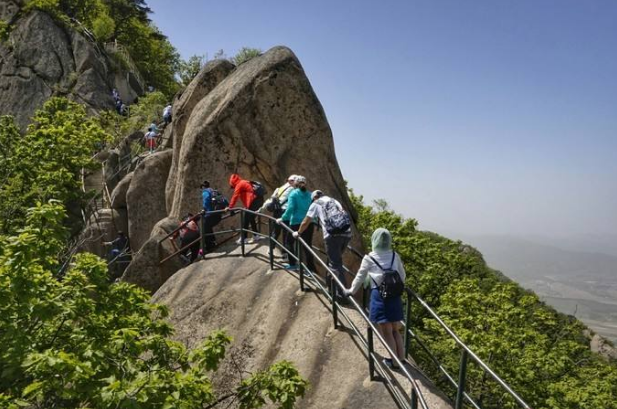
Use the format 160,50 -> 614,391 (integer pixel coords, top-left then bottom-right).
159,207 -> 533,409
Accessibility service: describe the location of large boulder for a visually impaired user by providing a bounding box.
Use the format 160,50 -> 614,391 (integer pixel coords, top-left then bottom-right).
126,150 -> 173,251
165,59 -> 235,211
111,171 -> 134,209
0,9 -> 141,129
121,217 -> 184,293
165,46 -> 362,268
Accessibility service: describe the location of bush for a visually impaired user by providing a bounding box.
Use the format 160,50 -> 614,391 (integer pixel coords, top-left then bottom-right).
232,47 -> 262,65
91,9 -> 114,41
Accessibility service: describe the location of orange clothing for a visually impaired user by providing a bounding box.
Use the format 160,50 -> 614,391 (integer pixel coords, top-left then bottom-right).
228,173 -> 256,209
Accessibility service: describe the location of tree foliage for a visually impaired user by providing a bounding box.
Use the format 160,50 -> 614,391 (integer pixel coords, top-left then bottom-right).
232,47 -> 262,65
349,190 -> 617,408
0,98 -> 110,235
178,54 -> 206,87
0,202 -> 308,408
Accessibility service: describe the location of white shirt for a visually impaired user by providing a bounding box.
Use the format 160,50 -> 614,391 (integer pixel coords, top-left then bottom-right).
163,105 -> 172,116
306,196 -> 351,239
349,250 -> 406,294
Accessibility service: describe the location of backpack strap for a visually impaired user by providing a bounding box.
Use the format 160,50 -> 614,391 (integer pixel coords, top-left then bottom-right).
367,252 -> 396,288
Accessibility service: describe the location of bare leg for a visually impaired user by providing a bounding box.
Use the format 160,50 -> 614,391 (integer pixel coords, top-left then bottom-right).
392,322 -> 405,361
378,322 -> 397,362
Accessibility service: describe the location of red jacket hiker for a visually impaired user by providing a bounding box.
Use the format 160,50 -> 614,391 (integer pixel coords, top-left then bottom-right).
228,173 -> 256,209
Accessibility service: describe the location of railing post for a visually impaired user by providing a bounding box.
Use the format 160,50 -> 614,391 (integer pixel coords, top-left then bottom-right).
200,213 -> 206,258
410,387 -> 418,409
362,287 -> 368,312
404,290 -> 412,356
268,219 -> 274,270
455,350 -> 469,409
367,325 -> 375,381
298,238 -> 305,292
239,210 -> 245,257
331,273 -> 338,329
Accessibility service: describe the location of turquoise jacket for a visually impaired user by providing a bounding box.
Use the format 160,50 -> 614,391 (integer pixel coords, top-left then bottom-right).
281,188 -> 312,225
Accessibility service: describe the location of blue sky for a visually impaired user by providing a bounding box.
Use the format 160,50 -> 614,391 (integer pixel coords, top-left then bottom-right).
148,0 -> 617,238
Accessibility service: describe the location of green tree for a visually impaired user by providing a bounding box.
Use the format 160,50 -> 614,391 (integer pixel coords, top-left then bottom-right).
0,202 -> 308,408
0,98 -> 110,235
178,54 -> 206,87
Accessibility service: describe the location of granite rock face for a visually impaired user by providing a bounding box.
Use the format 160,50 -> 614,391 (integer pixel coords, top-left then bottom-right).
0,8 -> 141,129
121,46 -> 362,292
126,150 -> 173,252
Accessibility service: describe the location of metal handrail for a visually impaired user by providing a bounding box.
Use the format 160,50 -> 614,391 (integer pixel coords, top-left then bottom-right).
159,208 -> 432,409
345,248 -> 532,409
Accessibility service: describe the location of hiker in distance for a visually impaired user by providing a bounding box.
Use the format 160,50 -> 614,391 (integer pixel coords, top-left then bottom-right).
292,190 -> 352,294
172,213 -> 200,264
225,173 -> 265,244
276,175 -> 316,271
344,228 -> 406,369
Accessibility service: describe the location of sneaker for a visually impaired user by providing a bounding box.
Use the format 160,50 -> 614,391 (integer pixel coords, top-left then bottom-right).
283,264 -> 299,271
252,234 -> 265,241
235,238 -> 245,245
246,238 -> 255,244
382,358 -> 399,369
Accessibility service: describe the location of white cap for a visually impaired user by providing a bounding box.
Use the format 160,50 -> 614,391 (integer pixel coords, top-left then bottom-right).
311,190 -> 323,200
295,175 -> 306,184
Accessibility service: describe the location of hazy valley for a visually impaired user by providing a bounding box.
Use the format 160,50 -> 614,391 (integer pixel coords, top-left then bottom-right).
457,234 -> 617,342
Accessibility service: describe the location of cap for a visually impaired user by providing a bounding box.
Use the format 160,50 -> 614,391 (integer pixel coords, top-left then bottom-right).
295,175 -> 306,184
311,190 -> 323,200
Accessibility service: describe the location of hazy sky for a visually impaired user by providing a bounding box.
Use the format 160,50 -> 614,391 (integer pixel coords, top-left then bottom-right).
148,0 -> 617,238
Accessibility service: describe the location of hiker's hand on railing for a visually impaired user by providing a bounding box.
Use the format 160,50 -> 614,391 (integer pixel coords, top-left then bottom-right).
343,289 -> 353,297
276,218 -> 283,225
292,231 -> 299,239
224,207 -> 230,212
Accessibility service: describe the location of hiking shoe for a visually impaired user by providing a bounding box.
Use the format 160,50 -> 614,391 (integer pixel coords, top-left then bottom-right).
382,358 -> 399,369
235,238 -> 245,245
283,264 -> 299,271
252,234 -> 266,241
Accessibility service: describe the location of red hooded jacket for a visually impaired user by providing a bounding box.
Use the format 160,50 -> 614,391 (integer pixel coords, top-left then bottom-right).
228,174 -> 256,209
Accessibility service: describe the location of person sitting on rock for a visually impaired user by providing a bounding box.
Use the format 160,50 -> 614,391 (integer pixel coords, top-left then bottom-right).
163,103 -> 172,125
277,175 -> 315,272
225,173 -> 264,244
173,213 -> 201,264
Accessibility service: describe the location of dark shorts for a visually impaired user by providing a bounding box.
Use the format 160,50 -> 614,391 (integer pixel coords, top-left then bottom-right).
369,288 -> 404,324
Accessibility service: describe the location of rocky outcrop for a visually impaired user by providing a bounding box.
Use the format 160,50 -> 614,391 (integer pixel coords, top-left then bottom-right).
152,244 -> 452,409
591,334 -> 617,361
111,172 -> 133,209
0,8 -> 141,129
126,150 -> 173,251
165,59 -> 235,211
121,217 -> 184,293
121,46 -> 362,292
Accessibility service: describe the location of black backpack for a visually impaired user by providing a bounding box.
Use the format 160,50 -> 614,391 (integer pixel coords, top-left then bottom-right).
251,181 -> 267,198
209,189 -> 229,211
369,252 -> 404,299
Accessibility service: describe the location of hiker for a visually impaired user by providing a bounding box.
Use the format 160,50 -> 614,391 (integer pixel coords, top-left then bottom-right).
103,231 -> 129,260
293,190 -> 352,295
201,180 -> 227,251
112,88 -> 120,102
277,176 -> 315,271
173,213 -> 200,263
144,127 -> 158,153
115,99 -> 123,114
163,103 -> 172,125
263,174 -> 297,247
149,122 -> 159,134
344,228 -> 406,369
225,173 -> 265,244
